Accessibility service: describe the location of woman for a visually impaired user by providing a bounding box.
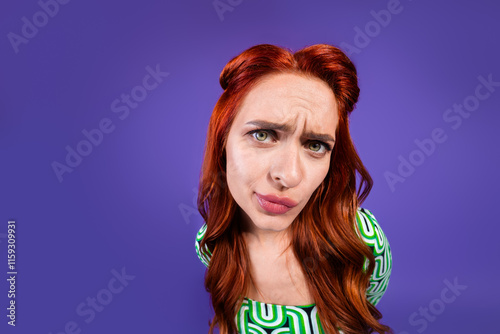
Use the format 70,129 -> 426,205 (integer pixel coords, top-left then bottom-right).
194,43 -> 392,334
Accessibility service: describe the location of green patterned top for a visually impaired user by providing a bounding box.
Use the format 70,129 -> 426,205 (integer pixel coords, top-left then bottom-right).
195,208 -> 392,334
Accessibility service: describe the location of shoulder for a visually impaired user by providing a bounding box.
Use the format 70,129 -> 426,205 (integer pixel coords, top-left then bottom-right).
194,223 -> 211,268
356,208 -> 389,256
356,208 -> 392,306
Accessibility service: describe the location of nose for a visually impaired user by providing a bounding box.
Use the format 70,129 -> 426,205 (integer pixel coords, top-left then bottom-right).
269,143 -> 303,189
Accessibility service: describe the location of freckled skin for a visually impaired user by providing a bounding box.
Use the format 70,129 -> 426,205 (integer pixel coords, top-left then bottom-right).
225,72 -> 339,241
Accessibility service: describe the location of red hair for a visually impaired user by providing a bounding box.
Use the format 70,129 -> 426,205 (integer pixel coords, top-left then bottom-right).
198,44 -> 391,334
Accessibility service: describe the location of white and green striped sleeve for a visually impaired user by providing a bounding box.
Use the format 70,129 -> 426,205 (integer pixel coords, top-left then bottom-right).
356,208 -> 393,306
195,223 -> 212,268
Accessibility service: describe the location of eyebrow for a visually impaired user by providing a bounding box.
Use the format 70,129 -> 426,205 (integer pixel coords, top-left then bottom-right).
245,120 -> 336,143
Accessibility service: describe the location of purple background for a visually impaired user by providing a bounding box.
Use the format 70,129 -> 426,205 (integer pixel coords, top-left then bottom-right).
1,0 -> 499,333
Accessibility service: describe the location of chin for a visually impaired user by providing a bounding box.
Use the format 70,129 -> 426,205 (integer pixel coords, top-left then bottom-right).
252,213 -> 296,232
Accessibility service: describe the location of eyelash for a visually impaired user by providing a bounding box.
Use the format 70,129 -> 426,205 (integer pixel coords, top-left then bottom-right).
247,129 -> 333,155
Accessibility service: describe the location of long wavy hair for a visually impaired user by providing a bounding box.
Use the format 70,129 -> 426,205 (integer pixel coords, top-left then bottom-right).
198,44 -> 391,334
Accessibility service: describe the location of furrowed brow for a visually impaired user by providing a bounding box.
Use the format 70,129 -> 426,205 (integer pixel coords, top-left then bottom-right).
245,120 -> 292,132
303,131 -> 335,143
246,120 -> 335,143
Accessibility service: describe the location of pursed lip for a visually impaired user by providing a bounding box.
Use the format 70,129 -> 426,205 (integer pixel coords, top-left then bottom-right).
255,193 -> 298,208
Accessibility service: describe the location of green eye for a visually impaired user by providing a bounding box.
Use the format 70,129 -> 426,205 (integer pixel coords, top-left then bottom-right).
309,142 -> 322,152
254,131 -> 268,141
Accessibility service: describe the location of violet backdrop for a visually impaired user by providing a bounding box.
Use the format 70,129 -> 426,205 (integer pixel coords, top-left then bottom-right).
1,0 -> 498,333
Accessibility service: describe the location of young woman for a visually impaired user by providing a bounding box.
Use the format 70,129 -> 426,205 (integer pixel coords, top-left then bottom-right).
195,43 -> 392,334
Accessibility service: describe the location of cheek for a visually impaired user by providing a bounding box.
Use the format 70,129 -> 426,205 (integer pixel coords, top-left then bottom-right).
226,143 -> 268,191
226,143 -> 252,191
305,160 -> 330,193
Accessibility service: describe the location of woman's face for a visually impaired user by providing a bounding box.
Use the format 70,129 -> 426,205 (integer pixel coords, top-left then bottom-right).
225,72 -> 339,233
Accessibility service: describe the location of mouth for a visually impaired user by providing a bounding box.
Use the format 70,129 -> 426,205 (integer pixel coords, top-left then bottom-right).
255,193 -> 298,214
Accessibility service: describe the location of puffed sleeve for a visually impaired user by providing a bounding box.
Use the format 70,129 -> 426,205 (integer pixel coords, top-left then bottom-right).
195,223 -> 211,268
356,208 -> 392,306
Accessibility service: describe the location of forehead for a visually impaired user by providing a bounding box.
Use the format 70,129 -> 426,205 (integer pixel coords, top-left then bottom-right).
234,72 -> 339,132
